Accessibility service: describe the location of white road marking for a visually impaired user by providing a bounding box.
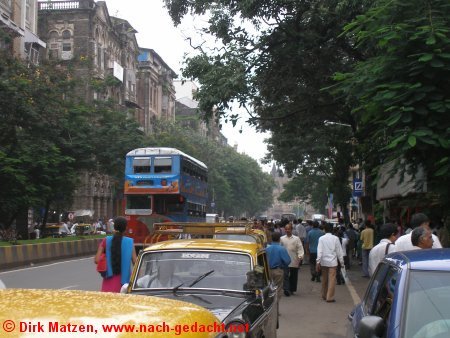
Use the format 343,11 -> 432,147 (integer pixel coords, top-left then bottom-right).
345,277 -> 361,305
59,285 -> 80,290
0,257 -> 93,274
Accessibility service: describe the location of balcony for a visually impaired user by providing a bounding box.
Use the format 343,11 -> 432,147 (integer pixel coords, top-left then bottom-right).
38,0 -> 95,11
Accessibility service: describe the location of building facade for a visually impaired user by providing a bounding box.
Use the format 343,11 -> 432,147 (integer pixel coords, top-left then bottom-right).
1,0 -> 46,62
37,0 -> 143,220
174,80 -> 227,146
137,48 -> 177,134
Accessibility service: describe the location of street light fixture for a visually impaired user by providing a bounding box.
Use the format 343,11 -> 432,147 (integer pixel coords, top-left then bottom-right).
323,120 -> 352,127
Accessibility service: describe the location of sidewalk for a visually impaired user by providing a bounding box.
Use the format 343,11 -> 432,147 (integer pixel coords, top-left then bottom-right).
277,262 -> 369,338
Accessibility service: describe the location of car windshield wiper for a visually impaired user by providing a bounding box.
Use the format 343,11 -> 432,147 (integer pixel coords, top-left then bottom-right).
188,270 -> 215,288
172,282 -> 185,293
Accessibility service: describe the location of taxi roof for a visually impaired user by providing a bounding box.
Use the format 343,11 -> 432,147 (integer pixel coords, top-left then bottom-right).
143,239 -> 260,256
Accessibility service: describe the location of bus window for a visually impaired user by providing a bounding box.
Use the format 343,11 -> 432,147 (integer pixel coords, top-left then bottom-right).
127,195 -> 151,209
154,195 -> 184,214
133,157 -> 151,173
154,157 -> 172,173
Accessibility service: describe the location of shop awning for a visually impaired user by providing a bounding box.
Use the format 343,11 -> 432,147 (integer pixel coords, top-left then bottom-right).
24,29 -> 46,48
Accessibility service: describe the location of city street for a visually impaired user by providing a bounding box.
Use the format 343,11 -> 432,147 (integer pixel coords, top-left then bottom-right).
0,257 -> 370,337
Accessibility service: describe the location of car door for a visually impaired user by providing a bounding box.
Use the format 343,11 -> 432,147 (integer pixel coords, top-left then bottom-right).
371,266 -> 400,337
350,263 -> 389,336
258,252 -> 277,337
350,263 -> 400,338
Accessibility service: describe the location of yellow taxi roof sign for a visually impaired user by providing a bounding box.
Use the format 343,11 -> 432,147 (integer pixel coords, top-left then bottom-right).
154,222 -> 253,236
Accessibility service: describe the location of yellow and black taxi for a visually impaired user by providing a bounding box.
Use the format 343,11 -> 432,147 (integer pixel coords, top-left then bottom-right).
0,288 -> 220,337
125,223 -> 279,338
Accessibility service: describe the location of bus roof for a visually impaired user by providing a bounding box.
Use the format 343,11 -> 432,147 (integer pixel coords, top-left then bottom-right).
126,147 -> 207,170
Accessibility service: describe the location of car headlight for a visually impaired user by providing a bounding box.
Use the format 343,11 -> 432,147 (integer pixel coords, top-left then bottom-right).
225,321 -> 249,338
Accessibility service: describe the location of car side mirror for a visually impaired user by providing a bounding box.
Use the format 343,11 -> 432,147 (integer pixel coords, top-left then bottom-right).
358,316 -> 385,338
244,265 -> 265,291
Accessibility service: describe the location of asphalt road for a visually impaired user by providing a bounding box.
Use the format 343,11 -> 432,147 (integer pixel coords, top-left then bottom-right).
0,257 -> 370,337
0,256 -> 102,291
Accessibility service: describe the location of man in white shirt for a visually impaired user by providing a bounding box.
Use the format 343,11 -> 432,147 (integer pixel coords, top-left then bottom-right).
395,213 -> 441,252
369,223 -> 398,276
281,223 -> 304,296
411,227 -> 434,250
316,223 -> 344,303
58,222 -> 70,236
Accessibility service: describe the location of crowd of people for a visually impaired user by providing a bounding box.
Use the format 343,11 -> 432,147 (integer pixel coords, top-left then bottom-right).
261,212 -> 449,305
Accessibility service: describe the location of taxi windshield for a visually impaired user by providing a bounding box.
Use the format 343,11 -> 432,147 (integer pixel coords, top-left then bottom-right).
133,251 -> 252,291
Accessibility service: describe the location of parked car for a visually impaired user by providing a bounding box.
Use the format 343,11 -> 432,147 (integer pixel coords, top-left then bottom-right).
0,288 -> 220,337
125,224 -> 278,338
347,249 -> 450,338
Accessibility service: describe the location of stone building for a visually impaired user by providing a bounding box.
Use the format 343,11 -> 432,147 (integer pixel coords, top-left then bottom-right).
37,0 -> 142,220
1,0 -> 46,63
137,48 -> 177,134
174,80 -> 227,146
265,164 -> 315,220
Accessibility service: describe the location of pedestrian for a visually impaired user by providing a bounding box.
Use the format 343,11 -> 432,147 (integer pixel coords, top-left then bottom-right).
266,232 -> 291,302
368,223 -> 398,276
360,220 -> 374,277
316,223 -> 344,303
306,221 -> 324,282
394,213 -> 442,251
345,224 -> 358,269
436,219 -> 450,248
281,223 -> 304,296
296,218 -> 307,247
336,227 -> 349,285
95,216 -> 137,292
411,227 -> 434,249
58,221 -> 70,237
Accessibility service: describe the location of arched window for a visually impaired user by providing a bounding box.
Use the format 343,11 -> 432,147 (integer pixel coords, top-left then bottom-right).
62,30 -> 71,40
49,31 -> 59,42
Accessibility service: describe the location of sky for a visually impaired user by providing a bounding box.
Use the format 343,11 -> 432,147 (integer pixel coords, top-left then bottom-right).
103,0 -> 271,171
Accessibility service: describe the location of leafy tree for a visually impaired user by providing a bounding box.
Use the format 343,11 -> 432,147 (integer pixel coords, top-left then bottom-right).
163,0 -> 368,216
0,52 -> 81,228
335,0 -> 450,205
0,52 -> 143,230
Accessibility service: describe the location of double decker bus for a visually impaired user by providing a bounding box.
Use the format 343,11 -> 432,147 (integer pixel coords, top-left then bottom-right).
123,147 -> 208,249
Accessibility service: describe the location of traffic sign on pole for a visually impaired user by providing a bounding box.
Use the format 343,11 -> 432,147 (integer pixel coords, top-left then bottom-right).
353,178 -> 363,197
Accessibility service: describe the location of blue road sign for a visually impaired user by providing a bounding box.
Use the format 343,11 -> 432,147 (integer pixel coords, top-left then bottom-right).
353,178 -> 363,197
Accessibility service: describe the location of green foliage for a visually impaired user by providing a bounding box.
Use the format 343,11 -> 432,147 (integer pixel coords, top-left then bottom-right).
164,0 -> 367,213
335,0 -> 450,203
0,52 -> 143,228
165,0 -> 450,210
145,120 -> 274,216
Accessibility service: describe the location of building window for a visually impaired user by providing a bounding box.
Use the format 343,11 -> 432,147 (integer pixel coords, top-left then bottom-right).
62,30 -> 71,40
62,43 -> 71,52
48,49 -> 59,60
49,31 -> 59,42
25,0 -> 31,22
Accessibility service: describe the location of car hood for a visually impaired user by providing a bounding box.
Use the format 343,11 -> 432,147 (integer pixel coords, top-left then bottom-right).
0,289 -> 220,337
155,293 -> 247,322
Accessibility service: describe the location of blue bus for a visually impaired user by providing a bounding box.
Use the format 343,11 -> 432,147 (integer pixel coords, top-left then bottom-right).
123,147 -> 208,248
